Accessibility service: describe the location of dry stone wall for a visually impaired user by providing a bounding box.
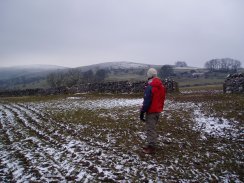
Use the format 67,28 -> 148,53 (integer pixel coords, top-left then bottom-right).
223,73 -> 244,93
0,79 -> 178,97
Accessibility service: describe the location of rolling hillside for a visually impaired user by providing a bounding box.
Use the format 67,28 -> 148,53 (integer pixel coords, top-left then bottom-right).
0,65 -> 67,80
0,65 -> 67,90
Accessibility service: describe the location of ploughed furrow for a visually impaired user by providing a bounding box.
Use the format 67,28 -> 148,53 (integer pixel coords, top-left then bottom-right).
12,103 -> 89,153
18,103 -> 48,121
3,104 -> 98,181
0,106 -> 43,182
15,103 -> 111,181
17,103 -> 84,140
0,105 -> 66,182
15,103 -> 111,179
5,104 -> 62,147
0,107 -> 14,182
17,103 -> 124,181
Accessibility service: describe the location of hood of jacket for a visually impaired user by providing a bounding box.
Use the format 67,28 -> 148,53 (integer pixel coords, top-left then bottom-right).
148,77 -> 163,88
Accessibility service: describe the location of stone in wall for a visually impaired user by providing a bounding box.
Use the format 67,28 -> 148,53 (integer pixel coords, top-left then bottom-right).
223,73 -> 244,93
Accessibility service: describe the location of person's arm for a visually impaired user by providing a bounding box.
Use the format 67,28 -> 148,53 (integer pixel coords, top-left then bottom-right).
141,85 -> 152,112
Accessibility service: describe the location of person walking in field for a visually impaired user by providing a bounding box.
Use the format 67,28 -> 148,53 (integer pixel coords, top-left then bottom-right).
140,68 -> 166,154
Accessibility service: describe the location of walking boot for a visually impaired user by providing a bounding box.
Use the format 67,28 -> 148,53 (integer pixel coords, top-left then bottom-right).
142,145 -> 155,154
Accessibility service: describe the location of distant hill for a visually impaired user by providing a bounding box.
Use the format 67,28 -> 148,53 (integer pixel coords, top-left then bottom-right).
0,65 -> 67,90
77,61 -> 161,72
75,61 -> 163,82
0,65 -> 67,80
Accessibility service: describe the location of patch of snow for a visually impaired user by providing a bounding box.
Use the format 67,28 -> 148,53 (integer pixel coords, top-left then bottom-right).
35,98 -> 143,112
193,108 -> 239,139
180,90 -> 222,94
115,164 -> 123,170
137,132 -> 147,140
66,97 -> 82,100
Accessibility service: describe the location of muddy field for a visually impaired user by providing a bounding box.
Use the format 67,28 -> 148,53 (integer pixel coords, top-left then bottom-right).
0,91 -> 243,182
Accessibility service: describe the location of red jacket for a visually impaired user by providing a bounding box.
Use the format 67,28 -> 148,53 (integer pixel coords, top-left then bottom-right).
141,77 -> 166,113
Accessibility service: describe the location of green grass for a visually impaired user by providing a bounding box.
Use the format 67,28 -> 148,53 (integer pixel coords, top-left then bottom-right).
179,84 -> 223,91
175,77 -> 225,87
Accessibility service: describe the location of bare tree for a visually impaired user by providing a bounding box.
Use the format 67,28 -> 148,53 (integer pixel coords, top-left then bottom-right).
159,65 -> 174,79
175,61 -> 188,67
205,58 -> 241,72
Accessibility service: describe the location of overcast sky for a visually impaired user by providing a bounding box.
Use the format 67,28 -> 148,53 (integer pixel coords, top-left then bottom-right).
0,0 -> 244,68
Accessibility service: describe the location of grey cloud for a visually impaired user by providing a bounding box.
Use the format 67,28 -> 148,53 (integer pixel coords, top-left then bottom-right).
0,0 -> 244,67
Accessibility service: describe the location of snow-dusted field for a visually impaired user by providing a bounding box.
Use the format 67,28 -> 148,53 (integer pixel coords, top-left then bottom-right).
0,93 -> 243,182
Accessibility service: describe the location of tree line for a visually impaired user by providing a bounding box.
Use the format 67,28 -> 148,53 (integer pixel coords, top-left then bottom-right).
204,58 -> 241,72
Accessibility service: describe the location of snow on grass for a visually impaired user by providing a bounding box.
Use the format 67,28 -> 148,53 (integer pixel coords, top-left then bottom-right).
65,97 -> 143,110
164,100 -> 241,140
29,97 -> 143,115
180,90 -> 222,94
193,105 -> 240,139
